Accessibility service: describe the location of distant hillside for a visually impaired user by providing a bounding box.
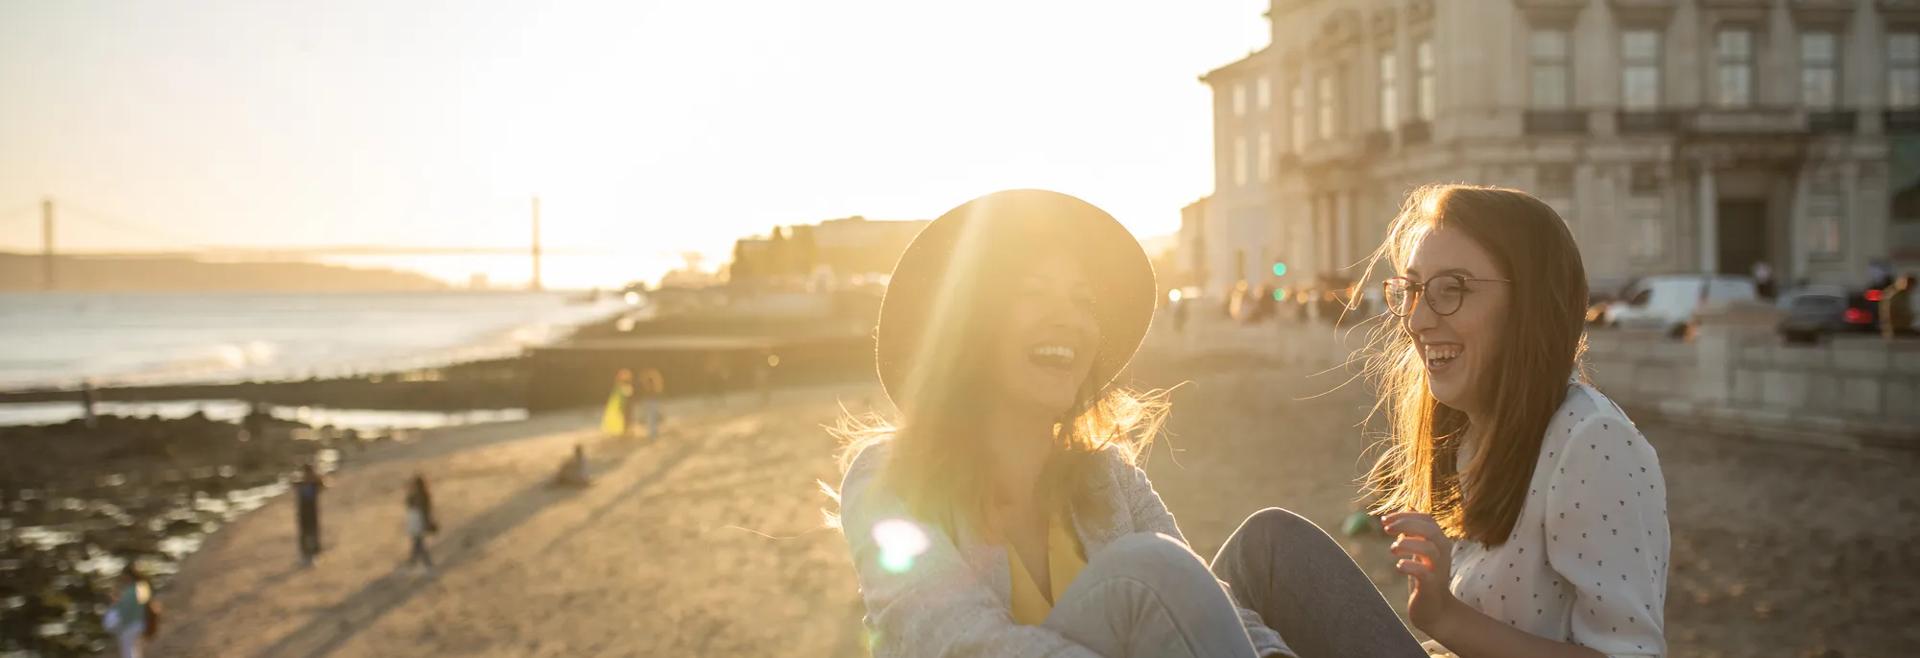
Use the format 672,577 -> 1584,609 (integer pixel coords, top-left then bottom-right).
0,252 -> 449,292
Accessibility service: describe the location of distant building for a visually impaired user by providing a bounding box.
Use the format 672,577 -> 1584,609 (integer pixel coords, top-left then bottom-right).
728,216 -> 929,287
1197,0 -> 1920,299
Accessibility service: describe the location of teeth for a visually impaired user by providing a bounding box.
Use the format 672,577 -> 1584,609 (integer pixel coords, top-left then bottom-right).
1031,345 -> 1076,361
1426,345 -> 1461,361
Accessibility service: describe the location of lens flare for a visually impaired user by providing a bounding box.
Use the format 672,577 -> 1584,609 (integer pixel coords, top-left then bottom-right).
872,518 -> 929,574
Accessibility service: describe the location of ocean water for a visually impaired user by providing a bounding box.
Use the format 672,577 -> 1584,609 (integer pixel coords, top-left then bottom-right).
0,291 -> 630,390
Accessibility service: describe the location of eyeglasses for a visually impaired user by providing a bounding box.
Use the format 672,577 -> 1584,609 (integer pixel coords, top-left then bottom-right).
1383,274 -> 1510,317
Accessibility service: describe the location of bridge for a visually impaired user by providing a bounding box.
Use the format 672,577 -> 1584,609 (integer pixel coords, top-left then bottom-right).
0,197 -> 596,291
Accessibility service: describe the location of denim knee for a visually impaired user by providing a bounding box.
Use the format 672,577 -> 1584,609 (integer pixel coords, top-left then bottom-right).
1087,532 -> 1214,589
1238,507 -> 1328,548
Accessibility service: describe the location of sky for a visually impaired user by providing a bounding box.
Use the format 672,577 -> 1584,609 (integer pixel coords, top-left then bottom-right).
0,1 -> 1268,289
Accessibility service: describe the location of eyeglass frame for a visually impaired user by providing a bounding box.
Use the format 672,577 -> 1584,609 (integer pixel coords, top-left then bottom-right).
1381,273 -> 1511,317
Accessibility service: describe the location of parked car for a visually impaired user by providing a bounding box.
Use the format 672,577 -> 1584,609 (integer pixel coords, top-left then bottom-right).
1840,289 -> 1887,333
1777,292 -> 1849,343
1603,274 -> 1759,333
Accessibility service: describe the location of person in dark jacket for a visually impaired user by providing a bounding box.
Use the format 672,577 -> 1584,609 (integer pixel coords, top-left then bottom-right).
294,464 -> 325,565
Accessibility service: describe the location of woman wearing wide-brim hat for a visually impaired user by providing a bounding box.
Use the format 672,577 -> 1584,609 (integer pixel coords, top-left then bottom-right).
830,189 -> 1428,657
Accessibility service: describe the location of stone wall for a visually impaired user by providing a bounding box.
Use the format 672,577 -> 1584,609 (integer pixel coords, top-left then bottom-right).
1143,314 -> 1920,449
1585,326 -> 1920,449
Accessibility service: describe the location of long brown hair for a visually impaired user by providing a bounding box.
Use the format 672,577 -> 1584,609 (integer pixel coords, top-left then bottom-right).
828,228 -> 1168,542
1361,184 -> 1589,545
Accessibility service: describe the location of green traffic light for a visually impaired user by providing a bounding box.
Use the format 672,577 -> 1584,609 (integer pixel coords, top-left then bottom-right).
1271,262 -> 1288,277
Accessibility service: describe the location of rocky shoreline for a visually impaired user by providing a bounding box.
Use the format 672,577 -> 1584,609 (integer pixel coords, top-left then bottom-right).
0,356 -> 530,413
0,409 -> 428,656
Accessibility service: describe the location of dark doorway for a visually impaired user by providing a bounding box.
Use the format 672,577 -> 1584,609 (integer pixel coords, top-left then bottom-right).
1717,199 -> 1769,276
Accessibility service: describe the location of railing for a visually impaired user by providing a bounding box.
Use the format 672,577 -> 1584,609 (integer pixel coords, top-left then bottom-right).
1618,110 -> 1680,134
1885,109 -> 1920,134
1684,108 -> 1806,134
1523,110 -> 1588,135
1808,110 -> 1857,134
1401,120 -> 1432,145
1363,130 -> 1392,154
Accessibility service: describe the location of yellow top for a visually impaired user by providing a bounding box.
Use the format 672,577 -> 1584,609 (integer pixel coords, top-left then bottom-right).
1008,514 -> 1088,625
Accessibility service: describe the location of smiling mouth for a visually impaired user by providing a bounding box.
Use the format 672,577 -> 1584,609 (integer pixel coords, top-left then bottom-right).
1028,344 -> 1078,371
1424,343 -> 1461,370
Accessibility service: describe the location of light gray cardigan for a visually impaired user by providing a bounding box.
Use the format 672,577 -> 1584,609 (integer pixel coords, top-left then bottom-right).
838,441 -> 1288,657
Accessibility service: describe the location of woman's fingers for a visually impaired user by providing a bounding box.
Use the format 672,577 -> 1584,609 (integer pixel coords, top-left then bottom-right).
1382,512 -> 1446,540
1394,558 -> 1431,578
1390,536 -> 1438,561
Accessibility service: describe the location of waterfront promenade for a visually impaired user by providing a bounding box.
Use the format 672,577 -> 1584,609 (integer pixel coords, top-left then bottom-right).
144,348 -> 1917,657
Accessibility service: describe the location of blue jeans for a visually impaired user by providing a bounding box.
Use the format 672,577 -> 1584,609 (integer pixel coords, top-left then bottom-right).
1044,509 -> 1427,658
1043,532 -> 1265,658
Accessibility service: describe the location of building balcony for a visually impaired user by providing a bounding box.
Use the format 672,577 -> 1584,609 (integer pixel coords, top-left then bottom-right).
1807,110 -> 1857,135
1617,110 -> 1680,134
1683,107 -> 1806,135
1886,109 -> 1920,134
1523,110 -> 1588,135
1401,120 -> 1432,145
1300,135 -> 1365,167
1363,130 -> 1392,155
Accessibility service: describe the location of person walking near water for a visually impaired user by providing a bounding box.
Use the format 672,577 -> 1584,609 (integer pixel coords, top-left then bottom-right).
638,368 -> 666,441
294,464 -> 326,566
404,473 -> 437,571
601,369 -> 635,437
103,562 -> 153,658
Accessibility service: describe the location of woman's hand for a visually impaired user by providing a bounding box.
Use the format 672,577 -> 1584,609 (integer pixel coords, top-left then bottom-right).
1384,510 -> 1464,637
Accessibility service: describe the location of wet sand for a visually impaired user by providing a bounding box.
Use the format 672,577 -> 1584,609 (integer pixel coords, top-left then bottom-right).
142,366 -> 1917,657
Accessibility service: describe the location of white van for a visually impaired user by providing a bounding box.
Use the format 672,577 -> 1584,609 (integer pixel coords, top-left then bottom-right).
1603,274 -> 1759,332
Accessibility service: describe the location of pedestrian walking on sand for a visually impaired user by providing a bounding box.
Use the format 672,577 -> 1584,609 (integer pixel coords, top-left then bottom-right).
601,369 -> 635,437
294,464 -> 326,566
753,352 -> 775,407
405,473 -> 436,571
638,369 -> 666,441
103,562 -> 155,658
80,380 -> 98,430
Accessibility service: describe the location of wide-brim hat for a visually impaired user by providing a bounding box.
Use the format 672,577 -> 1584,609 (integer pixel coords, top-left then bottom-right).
875,189 -> 1156,407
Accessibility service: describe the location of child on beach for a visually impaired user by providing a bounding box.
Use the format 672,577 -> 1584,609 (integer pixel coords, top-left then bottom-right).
638,368 -> 665,441
602,369 -> 635,437
103,562 -> 154,658
405,473 -> 436,571
293,464 -> 325,566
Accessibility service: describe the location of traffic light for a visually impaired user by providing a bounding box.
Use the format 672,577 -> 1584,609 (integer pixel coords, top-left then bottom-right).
1271,262 -> 1288,277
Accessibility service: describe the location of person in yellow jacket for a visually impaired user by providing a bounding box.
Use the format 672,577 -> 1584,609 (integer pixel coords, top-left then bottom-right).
601,369 -> 635,436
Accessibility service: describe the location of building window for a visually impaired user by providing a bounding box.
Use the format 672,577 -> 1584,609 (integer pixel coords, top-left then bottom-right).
1807,170 -> 1845,258
1415,38 -> 1436,121
1715,27 -> 1755,107
1538,164 -> 1574,200
1318,73 -> 1339,140
1530,28 -> 1572,109
1379,50 -> 1399,130
1802,31 -> 1840,109
1233,137 -> 1248,186
1257,76 -> 1271,110
1622,29 -> 1663,110
1629,164 -> 1665,260
1629,163 -> 1662,196
1890,32 -> 1920,109
1290,80 -> 1309,149
1258,131 -> 1273,181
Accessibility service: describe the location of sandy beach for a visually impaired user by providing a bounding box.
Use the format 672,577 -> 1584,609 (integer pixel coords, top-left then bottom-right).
140,362 -> 1918,658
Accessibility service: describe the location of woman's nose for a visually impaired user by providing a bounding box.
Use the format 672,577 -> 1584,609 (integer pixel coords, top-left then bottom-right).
1405,293 -> 1441,332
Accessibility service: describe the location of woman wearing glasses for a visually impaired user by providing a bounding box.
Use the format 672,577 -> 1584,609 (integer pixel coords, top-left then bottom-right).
1366,185 -> 1670,657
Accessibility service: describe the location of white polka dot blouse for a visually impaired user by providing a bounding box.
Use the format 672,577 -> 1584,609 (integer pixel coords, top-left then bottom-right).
1446,380 -> 1670,658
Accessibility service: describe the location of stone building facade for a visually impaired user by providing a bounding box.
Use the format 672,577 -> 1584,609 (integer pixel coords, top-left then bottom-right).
1198,0 -> 1920,299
